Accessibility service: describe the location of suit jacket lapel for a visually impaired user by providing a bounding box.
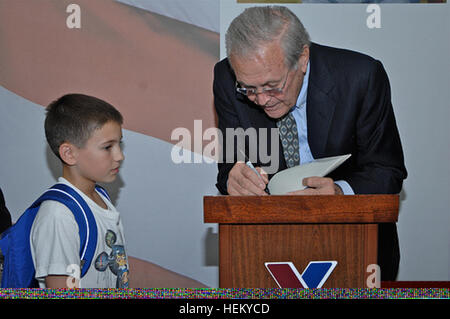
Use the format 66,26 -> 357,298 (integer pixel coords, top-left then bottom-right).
306,43 -> 337,159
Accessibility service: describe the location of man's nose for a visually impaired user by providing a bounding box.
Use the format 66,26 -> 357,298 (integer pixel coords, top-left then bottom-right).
254,92 -> 272,106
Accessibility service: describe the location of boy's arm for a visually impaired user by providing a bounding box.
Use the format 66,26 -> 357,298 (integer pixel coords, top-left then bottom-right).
45,275 -> 78,288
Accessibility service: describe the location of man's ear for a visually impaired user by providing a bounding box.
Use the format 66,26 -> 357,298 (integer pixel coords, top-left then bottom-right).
298,44 -> 310,74
59,142 -> 78,166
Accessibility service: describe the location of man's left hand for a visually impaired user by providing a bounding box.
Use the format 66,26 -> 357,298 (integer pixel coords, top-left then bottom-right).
287,176 -> 343,195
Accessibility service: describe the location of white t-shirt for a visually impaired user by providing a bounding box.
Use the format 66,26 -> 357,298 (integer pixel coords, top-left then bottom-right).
30,178 -> 129,288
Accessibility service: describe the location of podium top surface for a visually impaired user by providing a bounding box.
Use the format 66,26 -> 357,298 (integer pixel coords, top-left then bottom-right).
204,195 -> 399,224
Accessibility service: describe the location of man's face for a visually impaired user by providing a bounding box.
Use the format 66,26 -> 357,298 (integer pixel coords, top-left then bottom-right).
230,41 -> 309,119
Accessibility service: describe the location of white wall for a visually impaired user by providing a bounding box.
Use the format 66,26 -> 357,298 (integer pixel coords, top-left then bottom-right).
221,1 -> 450,281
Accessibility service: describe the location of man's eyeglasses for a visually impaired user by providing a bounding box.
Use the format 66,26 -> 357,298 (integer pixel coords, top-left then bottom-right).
235,69 -> 291,97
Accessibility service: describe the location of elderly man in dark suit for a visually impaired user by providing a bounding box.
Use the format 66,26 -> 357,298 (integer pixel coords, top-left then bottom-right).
213,6 -> 407,280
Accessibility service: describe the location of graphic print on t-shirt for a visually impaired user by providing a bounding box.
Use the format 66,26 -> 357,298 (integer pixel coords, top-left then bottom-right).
94,229 -> 129,288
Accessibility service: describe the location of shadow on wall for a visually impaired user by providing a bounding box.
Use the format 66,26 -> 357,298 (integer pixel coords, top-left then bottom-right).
398,188 -> 407,217
203,227 -> 219,267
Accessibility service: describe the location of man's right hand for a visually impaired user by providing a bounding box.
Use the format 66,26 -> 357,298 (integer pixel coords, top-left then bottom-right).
227,162 -> 269,196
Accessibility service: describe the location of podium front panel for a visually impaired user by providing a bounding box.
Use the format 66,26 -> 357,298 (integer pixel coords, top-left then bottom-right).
219,223 -> 378,288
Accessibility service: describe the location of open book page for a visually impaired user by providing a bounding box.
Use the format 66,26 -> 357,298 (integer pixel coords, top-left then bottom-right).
267,154 -> 351,195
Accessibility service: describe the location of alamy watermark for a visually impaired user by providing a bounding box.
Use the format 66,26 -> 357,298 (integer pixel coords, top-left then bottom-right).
366,4 -> 381,29
366,264 -> 381,288
66,264 -> 81,288
66,4 -> 81,29
170,120 -> 280,174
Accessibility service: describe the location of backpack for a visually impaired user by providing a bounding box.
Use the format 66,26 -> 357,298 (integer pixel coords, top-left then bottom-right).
0,183 -> 110,288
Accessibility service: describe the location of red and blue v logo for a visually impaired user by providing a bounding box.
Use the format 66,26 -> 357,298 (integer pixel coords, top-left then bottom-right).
265,261 -> 337,288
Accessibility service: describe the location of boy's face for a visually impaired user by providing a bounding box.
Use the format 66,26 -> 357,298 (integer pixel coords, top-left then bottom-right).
72,121 -> 124,184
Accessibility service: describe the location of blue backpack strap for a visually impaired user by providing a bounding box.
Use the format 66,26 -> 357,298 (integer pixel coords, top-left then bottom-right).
95,185 -> 111,202
47,184 -> 98,277
0,183 -> 104,288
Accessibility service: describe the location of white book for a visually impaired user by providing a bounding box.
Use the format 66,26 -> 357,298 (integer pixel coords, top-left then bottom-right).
267,154 -> 351,195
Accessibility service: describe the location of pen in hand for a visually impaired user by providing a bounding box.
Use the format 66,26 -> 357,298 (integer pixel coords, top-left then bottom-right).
239,149 -> 270,195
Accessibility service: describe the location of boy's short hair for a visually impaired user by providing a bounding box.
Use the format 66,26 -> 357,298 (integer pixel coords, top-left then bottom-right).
45,94 -> 123,160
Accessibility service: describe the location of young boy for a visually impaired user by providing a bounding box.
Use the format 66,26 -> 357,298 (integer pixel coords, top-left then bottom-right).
31,93 -> 127,288
31,93 -> 207,289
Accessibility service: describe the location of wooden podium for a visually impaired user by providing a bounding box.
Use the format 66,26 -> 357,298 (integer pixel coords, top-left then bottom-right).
204,195 -> 399,288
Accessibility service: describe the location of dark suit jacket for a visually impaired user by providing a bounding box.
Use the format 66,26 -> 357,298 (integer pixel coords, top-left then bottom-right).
213,43 -> 407,280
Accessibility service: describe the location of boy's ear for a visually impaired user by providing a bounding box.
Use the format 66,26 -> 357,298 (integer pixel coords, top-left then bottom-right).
59,142 -> 78,166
